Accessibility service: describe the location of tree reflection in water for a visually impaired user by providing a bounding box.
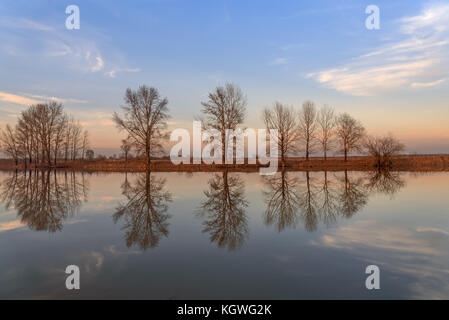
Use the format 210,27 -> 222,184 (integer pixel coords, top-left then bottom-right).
297,171 -> 321,232
319,171 -> 339,227
263,169 -> 405,232
365,169 -> 406,197
197,170 -> 249,251
0,170 -> 88,232
113,171 -> 172,250
336,170 -> 369,219
0,168 -> 406,249
263,169 -> 302,232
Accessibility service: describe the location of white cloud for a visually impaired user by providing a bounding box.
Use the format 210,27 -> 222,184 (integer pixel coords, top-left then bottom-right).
400,4 -> 449,34
307,4 -> 449,96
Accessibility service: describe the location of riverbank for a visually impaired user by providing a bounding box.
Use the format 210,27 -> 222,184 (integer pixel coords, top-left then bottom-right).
1,155 -> 448,172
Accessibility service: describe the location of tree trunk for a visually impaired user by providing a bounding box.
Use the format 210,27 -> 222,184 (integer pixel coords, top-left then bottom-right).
323,141 -> 327,161
222,131 -> 226,165
344,141 -> 348,161
147,144 -> 151,171
306,139 -> 309,160
125,152 -> 128,170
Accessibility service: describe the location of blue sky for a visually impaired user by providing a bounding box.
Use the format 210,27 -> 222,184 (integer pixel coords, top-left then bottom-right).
0,0 -> 448,154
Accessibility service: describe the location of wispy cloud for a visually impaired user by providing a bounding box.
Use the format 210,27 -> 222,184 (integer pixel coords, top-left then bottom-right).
0,17 -> 53,31
0,91 -> 87,105
105,67 -> 140,78
0,17 -> 138,78
0,17 -> 105,73
24,94 -> 87,104
0,92 -> 40,105
411,77 -> 448,88
307,3 -> 449,96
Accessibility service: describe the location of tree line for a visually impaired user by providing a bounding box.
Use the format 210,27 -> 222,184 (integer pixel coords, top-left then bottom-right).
0,101 -> 90,168
113,83 -> 405,168
1,83 -> 404,169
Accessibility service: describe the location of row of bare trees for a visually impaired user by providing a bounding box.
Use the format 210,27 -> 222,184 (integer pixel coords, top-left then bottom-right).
113,84 -> 404,169
0,102 -> 90,168
264,100 -> 403,165
2,84 -> 401,169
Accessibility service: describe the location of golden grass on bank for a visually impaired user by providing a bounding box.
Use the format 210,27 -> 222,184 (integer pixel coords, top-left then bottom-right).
1,155 -> 448,172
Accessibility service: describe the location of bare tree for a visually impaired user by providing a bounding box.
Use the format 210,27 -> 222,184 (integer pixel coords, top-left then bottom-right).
70,121 -> 82,161
0,125 -> 21,166
336,113 -> 366,161
27,102 -> 65,166
85,149 -> 94,160
53,114 -> 67,166
16,117 -> 33,167
113,85 -> 170,169
81,131 -> 89,160
1,103 -> 87,167
63,116 -> 74,162
298,100 -> 317,160
46,102 -> 64,166
200,83 -> 247,163
316,105 -> 336,160
263,102 -> 297,167
365,134 -> 405,168
120,137 -> 132,163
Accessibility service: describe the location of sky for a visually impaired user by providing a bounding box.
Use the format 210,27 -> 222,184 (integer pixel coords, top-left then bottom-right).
0,0 -> 448,155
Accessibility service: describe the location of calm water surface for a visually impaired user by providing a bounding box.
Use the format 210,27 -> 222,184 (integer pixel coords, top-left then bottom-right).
0,170 -> 448,299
